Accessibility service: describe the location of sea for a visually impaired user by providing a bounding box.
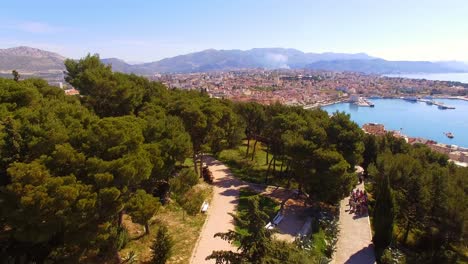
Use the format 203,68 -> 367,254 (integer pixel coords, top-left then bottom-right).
322,98 -> 468,148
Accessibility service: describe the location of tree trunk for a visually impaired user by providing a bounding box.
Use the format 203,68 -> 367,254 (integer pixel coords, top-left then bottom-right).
280,161 -> 284,175
284,161 -> 290,175
193,152 -> 199,177
265,145 -> 269,165
145,222 -> 150,235
199,152 -> 204,179
118,210 -> 124,227
285,161 -> 292,188
403,220 -> 411,244
245,137 -> 251,157
251,138 -> 258,161
265,158 -> 274,184
272,158 -> 276,178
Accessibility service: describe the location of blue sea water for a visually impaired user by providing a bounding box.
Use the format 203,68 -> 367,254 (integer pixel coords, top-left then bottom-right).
322,99 -> 468,147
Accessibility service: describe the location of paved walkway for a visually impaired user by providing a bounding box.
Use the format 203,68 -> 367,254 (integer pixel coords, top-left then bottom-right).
332,182 -> 376,264
190,157 -> 244,264
190,157 -> 307,263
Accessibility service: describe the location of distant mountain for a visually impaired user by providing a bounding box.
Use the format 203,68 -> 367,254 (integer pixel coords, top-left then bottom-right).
435,61 -> 468,72
116,48 -> 377,74
100,58 -> 135,73
304,59 -> 465,74
0,46 -> 65,72
1,46 -> 467,76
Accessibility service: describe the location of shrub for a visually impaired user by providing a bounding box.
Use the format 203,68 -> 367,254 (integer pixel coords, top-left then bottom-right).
179,187 -> 207,215
169,168 -> 199,199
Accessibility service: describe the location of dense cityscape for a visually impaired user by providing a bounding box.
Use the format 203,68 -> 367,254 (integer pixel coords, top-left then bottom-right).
153,69 -> 468,106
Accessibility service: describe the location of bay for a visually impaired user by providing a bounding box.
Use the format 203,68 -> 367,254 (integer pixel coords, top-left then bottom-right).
322,99 -> 468,147
384,72 -> 468,83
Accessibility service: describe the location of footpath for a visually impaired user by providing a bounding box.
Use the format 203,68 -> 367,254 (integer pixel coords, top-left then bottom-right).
190,156 -> 308,263
332,182 -> 376,264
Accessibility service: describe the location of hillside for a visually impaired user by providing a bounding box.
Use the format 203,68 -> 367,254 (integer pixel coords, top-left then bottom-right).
115,48 -> 377,73
0,46 -> 65,73
1,46 -> 467,76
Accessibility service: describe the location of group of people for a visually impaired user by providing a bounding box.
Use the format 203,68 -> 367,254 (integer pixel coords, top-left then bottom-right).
348,189 -> 368,216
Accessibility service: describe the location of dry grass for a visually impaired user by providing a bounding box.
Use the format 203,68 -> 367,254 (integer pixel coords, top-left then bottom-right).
119,183 -> 212,264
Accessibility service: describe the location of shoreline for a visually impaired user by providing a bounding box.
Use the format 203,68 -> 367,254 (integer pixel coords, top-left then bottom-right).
313,96 -> 468,108
321,96 -> 468,149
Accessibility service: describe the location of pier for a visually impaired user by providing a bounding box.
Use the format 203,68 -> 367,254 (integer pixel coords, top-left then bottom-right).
356,97 -> 374,107
417,99 -> 456,109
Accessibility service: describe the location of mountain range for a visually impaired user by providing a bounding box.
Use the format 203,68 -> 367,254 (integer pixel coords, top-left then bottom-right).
1,46 -> 467,76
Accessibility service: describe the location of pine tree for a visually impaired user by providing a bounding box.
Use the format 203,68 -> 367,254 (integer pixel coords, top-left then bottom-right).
206,195 -> 272,264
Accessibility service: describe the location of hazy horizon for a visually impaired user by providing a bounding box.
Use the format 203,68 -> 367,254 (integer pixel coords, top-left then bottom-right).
1,0 -> 468,62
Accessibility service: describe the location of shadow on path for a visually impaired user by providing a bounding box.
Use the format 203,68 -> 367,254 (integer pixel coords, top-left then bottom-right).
344,244 -> 376,264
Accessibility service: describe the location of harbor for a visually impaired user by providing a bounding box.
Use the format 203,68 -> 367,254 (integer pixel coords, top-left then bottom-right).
322,98 -> 468,147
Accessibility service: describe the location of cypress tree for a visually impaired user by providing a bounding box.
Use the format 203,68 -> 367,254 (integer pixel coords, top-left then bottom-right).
372,173 -> 395,260
150,225 -> 174,264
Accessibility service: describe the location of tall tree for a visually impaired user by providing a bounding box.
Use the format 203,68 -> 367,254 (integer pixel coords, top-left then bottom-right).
362,134 -> 378,175
127,190 -> 161,235
372,173 -> 395,260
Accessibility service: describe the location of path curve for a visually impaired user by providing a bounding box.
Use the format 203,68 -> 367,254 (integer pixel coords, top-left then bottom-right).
332,182 -> 376,264
189,157 -> 246,264
189,157 -> 308,263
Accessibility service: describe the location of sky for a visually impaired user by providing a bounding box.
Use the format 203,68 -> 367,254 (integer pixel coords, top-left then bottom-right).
1,0 -> 467,62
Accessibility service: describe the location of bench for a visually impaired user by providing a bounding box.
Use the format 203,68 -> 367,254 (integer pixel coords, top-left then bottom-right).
201,201 -> 209,213
264,212 -> 284,230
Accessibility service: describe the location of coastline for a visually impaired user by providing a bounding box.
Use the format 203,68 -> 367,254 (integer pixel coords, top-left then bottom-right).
320,98 -> 468,149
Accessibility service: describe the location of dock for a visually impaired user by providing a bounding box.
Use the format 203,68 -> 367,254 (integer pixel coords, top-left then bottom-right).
351,97 -> 374,107
417,99 -> 455,109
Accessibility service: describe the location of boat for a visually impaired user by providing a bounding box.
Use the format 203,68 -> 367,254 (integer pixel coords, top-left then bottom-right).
403,96 -> 418,102
425,100 -> 434,105
438,105 -> 447,109
445,132 -> 454,139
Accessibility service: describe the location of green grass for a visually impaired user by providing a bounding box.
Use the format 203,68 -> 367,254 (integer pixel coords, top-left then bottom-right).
217,141 -> 296,187
233,188 -> 280,245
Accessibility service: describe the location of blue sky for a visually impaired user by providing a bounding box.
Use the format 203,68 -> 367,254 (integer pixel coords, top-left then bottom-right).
1,0 -> 467,62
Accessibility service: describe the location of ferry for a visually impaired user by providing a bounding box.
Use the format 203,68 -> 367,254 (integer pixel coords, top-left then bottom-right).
445,132 -> 454,139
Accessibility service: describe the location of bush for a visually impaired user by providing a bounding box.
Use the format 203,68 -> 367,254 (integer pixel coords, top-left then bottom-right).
169,168 -> 199,199
380,247 -> 406,264
179,187 -> 207,215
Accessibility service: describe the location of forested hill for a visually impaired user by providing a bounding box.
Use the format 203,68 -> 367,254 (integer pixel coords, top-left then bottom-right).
0,55 -> 466,263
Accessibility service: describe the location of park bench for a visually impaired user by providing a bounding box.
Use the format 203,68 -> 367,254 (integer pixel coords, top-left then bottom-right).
265,212 -> 284,230
201,201 -> 209,213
